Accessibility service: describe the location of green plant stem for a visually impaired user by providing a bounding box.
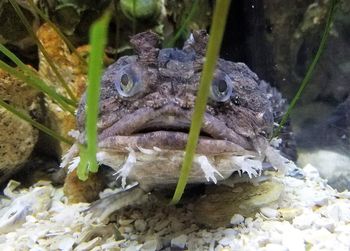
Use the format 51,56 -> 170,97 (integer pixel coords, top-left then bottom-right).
0,44 -> 34,72
0,98 -> 74,145
0,43 -> 76,107
171,0 -> 231,204
77,12 -> 111,180
0,59 -> 75,114
27,0 -> 87,69
8,0 -> 78,103
272,0 -> 339,138
165,0 -> 199,47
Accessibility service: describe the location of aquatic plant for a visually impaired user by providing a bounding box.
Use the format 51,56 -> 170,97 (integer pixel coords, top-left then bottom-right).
272,0 -> 339,138
0,45 -> 75,114
164,0 -> 199,48
77,13 -> 111,180
0,98 -> 73,145
26,0 -> 87,68
8,0 -> 77,103
171,0 -> 231,204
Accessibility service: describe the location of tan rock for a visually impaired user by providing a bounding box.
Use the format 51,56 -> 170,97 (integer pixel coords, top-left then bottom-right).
0,69 -> 42,183
193,180 -> 284,227
37,23 -> 87,156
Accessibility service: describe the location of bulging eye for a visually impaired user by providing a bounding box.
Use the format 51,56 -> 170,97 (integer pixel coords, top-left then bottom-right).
115,66 -> 142,97
210,74 -> 233,102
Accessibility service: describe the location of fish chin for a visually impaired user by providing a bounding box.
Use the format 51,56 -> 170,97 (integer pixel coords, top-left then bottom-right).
94,147 -> 266,191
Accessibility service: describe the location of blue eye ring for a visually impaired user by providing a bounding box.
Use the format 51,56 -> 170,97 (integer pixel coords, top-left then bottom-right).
115,65 -> 142,97
210,74 -> 233,102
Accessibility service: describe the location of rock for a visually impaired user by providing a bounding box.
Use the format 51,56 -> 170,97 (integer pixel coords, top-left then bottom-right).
49,236 -> 75,251
263,243 -> 287,251
0,69 -> 42,184
193,180 -> 284,227
298,151 -> 350,192
260,207 -> 280,219
278,208 -> 302,221
322,202 -> 350,222
171,234 -> 187,249
135,219 -> 147,232
141,237 -> 161,251
230,214 -> 245,225
36,23 -> 87,157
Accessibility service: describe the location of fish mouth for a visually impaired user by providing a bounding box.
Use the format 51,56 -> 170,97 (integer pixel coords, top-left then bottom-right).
96,105 -> 254,155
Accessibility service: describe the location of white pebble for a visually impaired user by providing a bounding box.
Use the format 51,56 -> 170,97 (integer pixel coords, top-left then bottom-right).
134,219 -> 147,232
118,219 -> 135,226
282,228 -> 305,251
141,237 -> 161,251
314,217 -> 335,233
302,164 -> 320,179
260,207 -> 280,218
323,202 -> 350,222
263,243 -> 287,251
230,214 -> 244,225
219,237 -> 233,246
293,210 -> 317,230
171,234 -> 187,249
223,228 -> 237,237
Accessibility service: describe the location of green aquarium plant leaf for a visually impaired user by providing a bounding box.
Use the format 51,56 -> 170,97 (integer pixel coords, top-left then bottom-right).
272,0 -> 339,138
0,98 -> 74,145
8,0 -> 78,103
26,0 -> 88,69
164,0 -> 199,48
0,43 -> 76,106
0,58 -> 75,114
77,12 -> 111,181
0,43 -> 36,73
171,0 -> 231,204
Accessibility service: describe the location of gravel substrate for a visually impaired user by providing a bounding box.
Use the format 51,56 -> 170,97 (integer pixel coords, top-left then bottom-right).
0,164 -> 350,251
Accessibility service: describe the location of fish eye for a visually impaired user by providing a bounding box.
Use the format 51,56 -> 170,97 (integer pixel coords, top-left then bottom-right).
115,66 -> 142,97
210,74 -> 233,102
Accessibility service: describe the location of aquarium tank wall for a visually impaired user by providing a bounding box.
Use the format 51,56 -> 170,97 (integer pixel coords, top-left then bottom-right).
0,0 -> 349,250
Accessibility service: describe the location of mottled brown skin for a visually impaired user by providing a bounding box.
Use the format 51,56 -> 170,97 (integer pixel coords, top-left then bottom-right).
65,31 -> 294,202
78,31 -> 276,152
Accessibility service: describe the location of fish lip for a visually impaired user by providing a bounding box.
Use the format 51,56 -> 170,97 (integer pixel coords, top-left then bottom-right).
98,131 -> 255,156
96,104 -> 253,152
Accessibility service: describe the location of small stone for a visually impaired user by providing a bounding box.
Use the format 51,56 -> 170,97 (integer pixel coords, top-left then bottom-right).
281,228 -> 304,251
118,219 -> 135,226
119,225 -> 134,234
214,244 -> 224,251
314,218 -> 335,233
293,210 -> 317,230
130,234 -> 139,241
219,237 -> 232,246
50,236 -> 75,251
304,228 -> 333,246
260,207 -> 280,218
223,228 -> 237,237
141,237 -> 162,251
125,244 -> 142,251
74,237 -> 102,251
154,219 -> 170,231
171,220 -> 185,232
245,217 -> 253,226
134,219 -> 147,232
313,196 -> 329,206
279,208 -> 302,221
171,234 -> 187,249
303,164 -> 320,179
264,243 -> 287,251
230,214 -> 244,225
323,202 -> 350,222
